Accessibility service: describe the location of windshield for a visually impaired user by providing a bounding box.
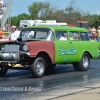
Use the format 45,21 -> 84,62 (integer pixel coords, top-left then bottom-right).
19,28 -> 54,40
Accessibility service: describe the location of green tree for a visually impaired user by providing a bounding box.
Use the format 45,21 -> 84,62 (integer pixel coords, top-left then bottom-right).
10,16 -> 18,26
65,0 -> 82,24
17,13 -> 30,26
10,13 -> 30,26
28,2 -> 56,20
9,1 -> 100,29
52,10 -> 66,22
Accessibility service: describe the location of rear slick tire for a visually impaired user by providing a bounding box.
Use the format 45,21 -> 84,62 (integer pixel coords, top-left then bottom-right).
73,53 -> 90,71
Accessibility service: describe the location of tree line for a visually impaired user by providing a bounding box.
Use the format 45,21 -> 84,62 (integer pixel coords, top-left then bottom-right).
8,1 -> 100,29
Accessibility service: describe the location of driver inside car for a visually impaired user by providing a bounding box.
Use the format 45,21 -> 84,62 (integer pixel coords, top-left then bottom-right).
59,33 -> 67,40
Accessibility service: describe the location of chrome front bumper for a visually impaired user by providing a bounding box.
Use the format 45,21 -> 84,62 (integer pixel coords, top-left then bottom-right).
0,51 -> 30,62
0,44 -> 29,62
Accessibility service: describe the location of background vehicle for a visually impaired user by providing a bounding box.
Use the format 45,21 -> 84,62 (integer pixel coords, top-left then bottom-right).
76,21 -> 89,29
20,20 -> 67,27
67,21 -> 89,29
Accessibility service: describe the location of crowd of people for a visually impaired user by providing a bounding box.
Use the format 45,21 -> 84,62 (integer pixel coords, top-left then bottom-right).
88,26 -> 100,42
8,25 -> 100,41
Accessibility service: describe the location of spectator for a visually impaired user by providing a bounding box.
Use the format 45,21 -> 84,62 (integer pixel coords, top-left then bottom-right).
0,12 -> 3,19
16,26 -> 21,31
91,26 -> 96,40
97,26 -> 100,42
0,0 -> 4,19
9,26 -> 20,41
0,0 -> 4,7
2,5 -> 6,12
16,26 -> 21,37
88,27 -> 92,40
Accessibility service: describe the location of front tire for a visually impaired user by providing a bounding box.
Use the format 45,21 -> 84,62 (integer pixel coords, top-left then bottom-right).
0,64 -> 8,76
73,52 -> 90,71
31,57 -> 45,78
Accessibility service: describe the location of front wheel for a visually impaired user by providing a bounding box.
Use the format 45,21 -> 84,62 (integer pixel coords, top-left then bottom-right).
0,64 -> 8,76
73,52 -> 90,71
31,57 -> 45,78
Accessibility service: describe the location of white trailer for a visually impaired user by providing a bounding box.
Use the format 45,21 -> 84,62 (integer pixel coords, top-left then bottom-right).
20,20 -> 67,27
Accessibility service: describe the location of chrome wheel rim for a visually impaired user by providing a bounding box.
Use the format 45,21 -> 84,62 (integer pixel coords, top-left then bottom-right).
83,56 -> 89,68
36,61 -> 44,75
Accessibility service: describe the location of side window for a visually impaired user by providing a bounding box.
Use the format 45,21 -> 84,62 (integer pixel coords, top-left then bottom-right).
70,32 -> 80,40
56,31 -> 68,40
22,31 -> 33,39
21,30 -> 35,39
80,32 -> 89,41
35,31 -> 47,39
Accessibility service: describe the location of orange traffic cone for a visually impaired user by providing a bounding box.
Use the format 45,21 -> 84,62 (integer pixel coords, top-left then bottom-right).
0,29 -> 2,38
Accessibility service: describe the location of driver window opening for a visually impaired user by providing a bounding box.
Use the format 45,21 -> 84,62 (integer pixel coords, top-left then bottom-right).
56,31 -> 68,40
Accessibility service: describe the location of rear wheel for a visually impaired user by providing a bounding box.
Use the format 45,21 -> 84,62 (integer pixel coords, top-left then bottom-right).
0,64 -> 8,76
31,57 -> 45,78
73,52 -> 90,71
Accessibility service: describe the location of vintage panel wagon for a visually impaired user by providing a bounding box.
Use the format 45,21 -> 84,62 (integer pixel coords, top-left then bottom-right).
0,26 -> 100,78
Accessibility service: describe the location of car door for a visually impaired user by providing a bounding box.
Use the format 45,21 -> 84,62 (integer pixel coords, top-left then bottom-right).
69,31 -> 82,62
54,31 -> 77,64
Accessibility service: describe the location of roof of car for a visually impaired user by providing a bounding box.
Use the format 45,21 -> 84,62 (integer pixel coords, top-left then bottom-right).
24,26 -> 88,32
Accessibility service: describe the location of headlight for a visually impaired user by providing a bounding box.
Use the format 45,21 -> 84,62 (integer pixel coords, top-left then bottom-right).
22,44 -> 29,52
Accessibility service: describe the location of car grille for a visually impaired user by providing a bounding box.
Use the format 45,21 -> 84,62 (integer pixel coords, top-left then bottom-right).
6,44 -> 19,51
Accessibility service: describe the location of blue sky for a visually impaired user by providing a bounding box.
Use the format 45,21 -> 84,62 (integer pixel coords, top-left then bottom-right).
10,0 -> 100,16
